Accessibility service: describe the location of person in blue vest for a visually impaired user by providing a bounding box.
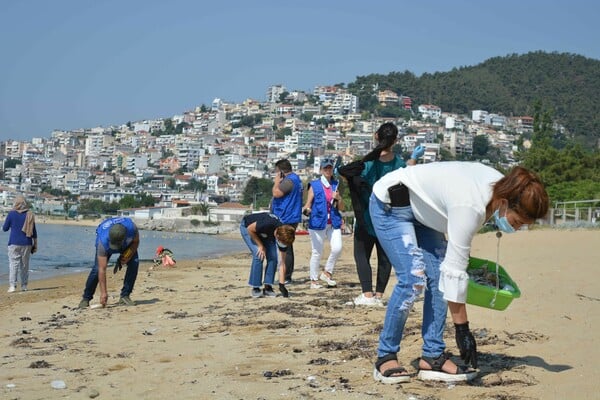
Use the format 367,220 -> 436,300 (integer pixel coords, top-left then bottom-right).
271,159 -> 303,283
78,217 -> 140,308
303,157 -> 344,289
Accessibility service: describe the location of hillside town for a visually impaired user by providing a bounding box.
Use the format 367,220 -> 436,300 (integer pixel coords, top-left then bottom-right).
0,84 -> 540,227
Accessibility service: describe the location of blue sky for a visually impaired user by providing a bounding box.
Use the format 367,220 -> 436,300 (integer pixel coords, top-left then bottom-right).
1,0 -> 599,141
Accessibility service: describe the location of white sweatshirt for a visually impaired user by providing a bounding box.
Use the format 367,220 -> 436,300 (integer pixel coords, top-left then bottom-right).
372,161 -> 503,303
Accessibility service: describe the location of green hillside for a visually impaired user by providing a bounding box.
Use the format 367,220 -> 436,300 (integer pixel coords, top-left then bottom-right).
348,51 -> 600,146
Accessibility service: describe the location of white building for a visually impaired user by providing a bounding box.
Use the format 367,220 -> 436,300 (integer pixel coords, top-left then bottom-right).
266,84 -> 287,103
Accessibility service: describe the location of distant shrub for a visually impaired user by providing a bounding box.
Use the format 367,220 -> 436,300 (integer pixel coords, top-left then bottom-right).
190,219 -> 200,227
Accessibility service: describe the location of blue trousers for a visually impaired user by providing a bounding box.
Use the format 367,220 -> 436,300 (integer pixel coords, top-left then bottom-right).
240,221 -> 278,288
369,194 -> 449,359
83,246 -> 139,300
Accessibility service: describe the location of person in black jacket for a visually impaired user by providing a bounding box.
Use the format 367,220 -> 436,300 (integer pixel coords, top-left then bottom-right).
338,123 -> 423,306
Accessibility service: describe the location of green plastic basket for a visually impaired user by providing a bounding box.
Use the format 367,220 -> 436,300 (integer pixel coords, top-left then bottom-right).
466,257 -> 521,311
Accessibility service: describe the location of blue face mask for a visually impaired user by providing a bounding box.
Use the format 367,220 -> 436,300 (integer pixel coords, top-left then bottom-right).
493,209 -> 516,234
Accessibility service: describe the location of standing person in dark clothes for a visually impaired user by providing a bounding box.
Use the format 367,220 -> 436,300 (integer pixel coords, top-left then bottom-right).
339,123 -> 424,306
271,159 -> 303,284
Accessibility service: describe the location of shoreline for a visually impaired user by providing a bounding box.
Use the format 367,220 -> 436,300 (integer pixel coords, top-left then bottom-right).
1,229 -> 599,399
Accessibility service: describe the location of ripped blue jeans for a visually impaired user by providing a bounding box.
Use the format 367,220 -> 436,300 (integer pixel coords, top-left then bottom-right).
369,194 -> 448,359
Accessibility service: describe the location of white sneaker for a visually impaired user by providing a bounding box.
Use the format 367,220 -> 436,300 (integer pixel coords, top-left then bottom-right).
7,286 -> 16,293
353,293 -> 379,306
310,282 -> 323,289
374,297 -> 386,307
319,273 -> 337,287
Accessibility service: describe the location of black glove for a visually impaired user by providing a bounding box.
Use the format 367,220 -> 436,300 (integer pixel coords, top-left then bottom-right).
279,283 -> 289,298
113,257 -> 123,274
455,322 -> 478,368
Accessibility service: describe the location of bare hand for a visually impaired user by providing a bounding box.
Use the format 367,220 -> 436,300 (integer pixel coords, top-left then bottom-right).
256,246 -> 266,261
100,292 -> 108,307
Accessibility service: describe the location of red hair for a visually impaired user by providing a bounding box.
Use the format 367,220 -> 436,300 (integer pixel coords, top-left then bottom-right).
492,166 -> 549,220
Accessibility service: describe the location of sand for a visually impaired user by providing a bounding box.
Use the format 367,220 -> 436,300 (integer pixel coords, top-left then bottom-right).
1,228 -> 599,399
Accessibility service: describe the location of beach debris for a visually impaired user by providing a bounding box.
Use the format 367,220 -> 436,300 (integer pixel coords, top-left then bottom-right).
11,336 -> 38,347
264,320 -> 292,329
88,388 -> 100,398
29,360 -> 52,368
468,265 -> 515,291
50,380 -> 67,389
308,357 -> 329,365
306,375 -> 319,388
154,246 -> 176,267
20,316 -> 31,321
166,311 -> 189,319
263,369 -> 292,379
6,383 -> 16,388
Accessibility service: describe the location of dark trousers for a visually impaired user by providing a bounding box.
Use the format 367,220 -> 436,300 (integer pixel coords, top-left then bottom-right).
353,224 -> 392,294
283,222 -> 298,281
83,249 -> 139,300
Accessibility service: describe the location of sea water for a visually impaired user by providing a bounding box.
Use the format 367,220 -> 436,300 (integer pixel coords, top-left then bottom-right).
0,223 -> 246,282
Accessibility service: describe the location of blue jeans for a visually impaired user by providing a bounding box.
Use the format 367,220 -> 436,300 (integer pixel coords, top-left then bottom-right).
240,221 -> 277,288
369,194 -> 448,359
83,245 -> 139,300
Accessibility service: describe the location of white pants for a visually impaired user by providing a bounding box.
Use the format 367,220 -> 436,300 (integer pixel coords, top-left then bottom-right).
8,245 -> 31,288
308,224 -> 343,281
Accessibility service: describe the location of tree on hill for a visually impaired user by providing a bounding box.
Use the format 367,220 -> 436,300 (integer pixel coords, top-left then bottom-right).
347,51 -> 600,146
519,102 -> 600,202
242,177 -> 273,210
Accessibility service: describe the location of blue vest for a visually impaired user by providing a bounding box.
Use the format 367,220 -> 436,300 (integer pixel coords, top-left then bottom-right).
96,217 -> 136,255
271,173 -> 303,224
307,178 -> 342,230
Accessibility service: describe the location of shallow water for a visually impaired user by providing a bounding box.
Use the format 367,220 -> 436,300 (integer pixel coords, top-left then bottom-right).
0,223 -> 246,282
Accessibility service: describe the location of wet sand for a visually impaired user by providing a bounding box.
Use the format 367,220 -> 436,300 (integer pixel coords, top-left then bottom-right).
1,228 -> 599,399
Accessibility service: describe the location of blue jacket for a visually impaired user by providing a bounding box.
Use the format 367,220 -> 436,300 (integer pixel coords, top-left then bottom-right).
2,210 -> 37,246
307,178 -> 343,230
271,173 -> 303,224
96,217 -> 137,256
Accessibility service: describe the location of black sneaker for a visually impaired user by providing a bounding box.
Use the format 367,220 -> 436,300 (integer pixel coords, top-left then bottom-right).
263,286 -> 277,298
251,288 -> 263,298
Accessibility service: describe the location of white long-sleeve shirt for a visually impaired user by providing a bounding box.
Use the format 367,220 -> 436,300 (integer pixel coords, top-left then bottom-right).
372,161 -> 503,303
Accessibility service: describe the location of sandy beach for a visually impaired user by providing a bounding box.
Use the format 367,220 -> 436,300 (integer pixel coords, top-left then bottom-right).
1,228 -> 599,399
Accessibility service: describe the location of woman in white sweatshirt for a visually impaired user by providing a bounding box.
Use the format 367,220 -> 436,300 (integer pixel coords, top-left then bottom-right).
369,162 -> 549,384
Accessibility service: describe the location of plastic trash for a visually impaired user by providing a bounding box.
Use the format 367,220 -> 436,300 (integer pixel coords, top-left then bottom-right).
51,380 -> 66,389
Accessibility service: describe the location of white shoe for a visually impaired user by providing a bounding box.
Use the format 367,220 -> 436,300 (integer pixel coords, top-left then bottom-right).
319,273 -> 337,287
374,297 -> 386,307
310,282 -> 323,289
353,293 -> 379,306
7,286 -> 16,293
21,286 -> 28,292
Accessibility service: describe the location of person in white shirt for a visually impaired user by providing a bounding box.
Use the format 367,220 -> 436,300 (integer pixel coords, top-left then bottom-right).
369,162 -> 549,384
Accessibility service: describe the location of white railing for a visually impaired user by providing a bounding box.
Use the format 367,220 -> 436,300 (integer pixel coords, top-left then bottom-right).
548,199 -> 600,225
